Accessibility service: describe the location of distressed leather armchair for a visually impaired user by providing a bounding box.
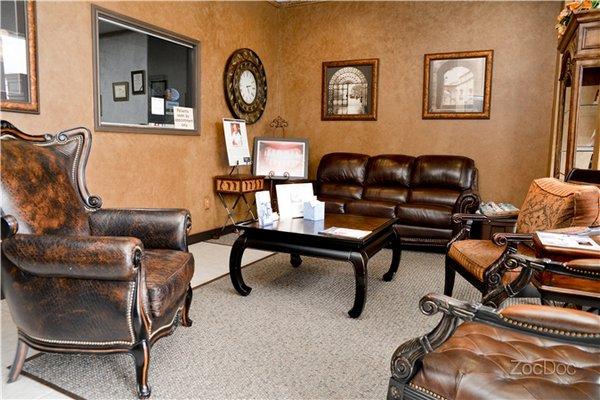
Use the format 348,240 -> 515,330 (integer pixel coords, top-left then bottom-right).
445,177 -> 600,305
0,121 -> 194,398
388,293 -> 600,400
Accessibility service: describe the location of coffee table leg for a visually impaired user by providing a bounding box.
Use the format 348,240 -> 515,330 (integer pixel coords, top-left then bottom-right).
290,254 -> 302,268
383,233 -> 402,281
229,235 -> 252,296
348,252 -> 368,318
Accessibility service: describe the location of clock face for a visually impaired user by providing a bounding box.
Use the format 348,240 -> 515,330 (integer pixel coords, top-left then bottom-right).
239,70 -> 257,104
224,48 -> 267,125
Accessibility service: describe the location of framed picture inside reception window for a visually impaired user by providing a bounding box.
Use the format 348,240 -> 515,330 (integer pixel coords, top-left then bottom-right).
422,50 -> 493,119
112,81 -> 129,102
131,70 -> 146,95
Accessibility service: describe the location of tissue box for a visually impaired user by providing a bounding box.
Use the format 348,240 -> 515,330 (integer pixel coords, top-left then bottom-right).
303,199 -> 325,221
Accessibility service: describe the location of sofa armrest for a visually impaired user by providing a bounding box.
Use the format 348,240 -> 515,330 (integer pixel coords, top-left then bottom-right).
453,190 -> 480,214
1,234 -> 142,281
89,208 -> 191,251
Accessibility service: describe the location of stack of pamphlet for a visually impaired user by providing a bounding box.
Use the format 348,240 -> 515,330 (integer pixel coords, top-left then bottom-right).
479,202 -> 519,218
536,231 -> 600,253
319,227 -> 372,239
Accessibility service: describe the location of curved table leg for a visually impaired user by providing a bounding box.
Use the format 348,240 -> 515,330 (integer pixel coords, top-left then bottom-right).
290,254 -> 302,268
348,252 -> 368,318
383,233 -> 401,281
229,234 -> 252,296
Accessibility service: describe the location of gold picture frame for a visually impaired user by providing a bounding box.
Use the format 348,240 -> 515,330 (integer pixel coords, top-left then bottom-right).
321,58 -> 379,121
1,0 -> 39,113
422,50 -> 493,119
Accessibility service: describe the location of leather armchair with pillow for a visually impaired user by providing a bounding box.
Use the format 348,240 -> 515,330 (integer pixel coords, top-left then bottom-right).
445,177 -> 600,305
1,121 -> 194,398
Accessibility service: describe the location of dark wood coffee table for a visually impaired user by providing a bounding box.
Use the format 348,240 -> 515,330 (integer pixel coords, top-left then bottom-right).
229,214 -> 401,318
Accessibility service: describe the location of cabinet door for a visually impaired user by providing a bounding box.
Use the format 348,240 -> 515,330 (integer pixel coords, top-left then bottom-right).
572,65 -> 600,171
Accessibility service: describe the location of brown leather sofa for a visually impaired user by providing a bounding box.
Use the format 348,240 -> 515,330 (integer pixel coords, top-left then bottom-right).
388,293 -> 600,400
316,153 -> 480,247
1,121 -> 194,398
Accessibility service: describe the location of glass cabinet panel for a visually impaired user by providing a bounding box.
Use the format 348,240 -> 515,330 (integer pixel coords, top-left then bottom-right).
574,67 -> 599,170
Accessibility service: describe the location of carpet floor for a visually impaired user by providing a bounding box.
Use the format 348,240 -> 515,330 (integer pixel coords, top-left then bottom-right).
21,249 -> 481,399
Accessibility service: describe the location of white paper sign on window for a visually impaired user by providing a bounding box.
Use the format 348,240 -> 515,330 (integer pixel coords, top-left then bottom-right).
151,97 -> 165,115
174,107 -> 194,130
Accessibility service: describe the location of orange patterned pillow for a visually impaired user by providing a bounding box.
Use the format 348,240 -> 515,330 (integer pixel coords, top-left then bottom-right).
516,178 -> 600,233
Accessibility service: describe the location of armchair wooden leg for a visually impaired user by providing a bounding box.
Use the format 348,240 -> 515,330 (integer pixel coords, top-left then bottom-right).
132,340 -> 151,399
444,255 -> 456,296
7,339 -> 29,383
180,285 -> 193,327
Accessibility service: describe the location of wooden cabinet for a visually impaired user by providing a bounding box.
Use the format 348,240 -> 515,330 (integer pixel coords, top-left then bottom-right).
551,10 -> 600,178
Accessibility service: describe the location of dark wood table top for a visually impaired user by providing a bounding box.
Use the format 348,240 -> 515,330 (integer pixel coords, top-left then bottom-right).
236,214 -> 396,244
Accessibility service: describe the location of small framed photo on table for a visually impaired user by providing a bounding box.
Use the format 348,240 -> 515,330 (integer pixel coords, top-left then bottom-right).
223,118 -> 251,166
112,81 -> 129,102
422,50 -> 493,119
131,70 -> 146,95
252,137 -> 309,179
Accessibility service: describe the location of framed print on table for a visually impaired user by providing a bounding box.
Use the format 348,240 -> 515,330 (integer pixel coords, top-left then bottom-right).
322,58 -> 378,121
423,50 -> 493,119
223,118 -> 251,166
253,137 -> 309,179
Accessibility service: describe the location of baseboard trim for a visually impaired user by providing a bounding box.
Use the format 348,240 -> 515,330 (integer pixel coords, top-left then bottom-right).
188,224 -> 236,245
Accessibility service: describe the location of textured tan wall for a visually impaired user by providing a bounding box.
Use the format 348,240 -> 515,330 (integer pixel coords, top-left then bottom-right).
5,1 -> 560,234
279,1 -> 560,205
5,1 -> 281,234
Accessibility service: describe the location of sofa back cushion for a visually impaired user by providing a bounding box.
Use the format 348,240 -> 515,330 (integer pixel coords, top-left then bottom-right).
317,153 -> 369,200
516,178 -> 600,233
410,155 -> 476,190
363,155 -> 414,203
410,188 -> 461,207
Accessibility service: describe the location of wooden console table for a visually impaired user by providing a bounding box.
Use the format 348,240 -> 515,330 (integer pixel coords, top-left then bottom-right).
214,174 -> 265,233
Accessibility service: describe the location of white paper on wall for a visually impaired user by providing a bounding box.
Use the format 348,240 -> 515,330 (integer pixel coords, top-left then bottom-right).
174,106 -> 194,130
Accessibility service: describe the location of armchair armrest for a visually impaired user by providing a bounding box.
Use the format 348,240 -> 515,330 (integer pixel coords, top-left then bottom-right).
1,234 -> 142,281
499,303 -> 600,337
1,213 -> 18,240
89,208 -> 191,251
492,232 -> 533,246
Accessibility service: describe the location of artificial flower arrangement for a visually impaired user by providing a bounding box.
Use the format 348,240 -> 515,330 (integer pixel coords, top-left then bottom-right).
556,0 -> 599,37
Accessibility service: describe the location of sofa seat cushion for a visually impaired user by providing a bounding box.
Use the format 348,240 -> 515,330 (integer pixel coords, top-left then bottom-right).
410,319 -> 600,400
345,200 -> 397,218
144,249 -> 194,318
317,196 -> 346,214
396,203 -> 453,229
448,240 -> 535,282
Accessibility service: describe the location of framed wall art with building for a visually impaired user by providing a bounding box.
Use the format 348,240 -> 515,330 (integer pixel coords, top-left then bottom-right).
422,50 -> 493,119
321,58 -> 379,121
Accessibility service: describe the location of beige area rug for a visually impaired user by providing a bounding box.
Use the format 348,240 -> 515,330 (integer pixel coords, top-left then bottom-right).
20,249 -> 482,399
